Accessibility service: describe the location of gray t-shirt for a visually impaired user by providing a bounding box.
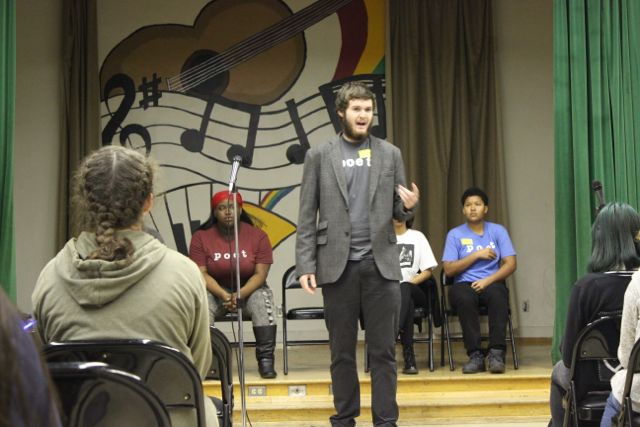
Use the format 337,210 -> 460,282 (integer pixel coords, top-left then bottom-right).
340,135 -> 372,260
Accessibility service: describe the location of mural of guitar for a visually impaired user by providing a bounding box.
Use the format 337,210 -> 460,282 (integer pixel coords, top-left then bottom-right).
100,0 -> 353,106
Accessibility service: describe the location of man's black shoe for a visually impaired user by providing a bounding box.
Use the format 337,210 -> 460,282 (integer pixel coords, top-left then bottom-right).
486,348 -> 506,374
462,350 -> 485,374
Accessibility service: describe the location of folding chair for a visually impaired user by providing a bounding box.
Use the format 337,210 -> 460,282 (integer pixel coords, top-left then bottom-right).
208,327 -> 234,427
439,270 -> 519,371
413,278 -> 439,372
48,361 -> 171,427
281,265 -> 328,374
563,314 -> 622,427
214,306 -> 256,347
43,340 -> 208,427
282,266 -> 368,374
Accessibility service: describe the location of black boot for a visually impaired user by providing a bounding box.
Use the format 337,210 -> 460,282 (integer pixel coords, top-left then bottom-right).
254,325 -> 277,379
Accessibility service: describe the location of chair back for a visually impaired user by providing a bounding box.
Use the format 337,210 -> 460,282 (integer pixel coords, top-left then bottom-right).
43,340 -> 206,427
281,265 -> 329,374
618,338 -> 640,427
438,269 -> 518,371
209,327 -> 234,426
439,270 -> 455,313
282,265 -> 301,291
48,361 -> 171,427
566,315 -> 622,425
282,265 -> 323,320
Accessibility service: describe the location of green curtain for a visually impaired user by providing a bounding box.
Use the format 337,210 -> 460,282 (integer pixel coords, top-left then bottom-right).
0,0 -> 16,301
553,0 -> 640,363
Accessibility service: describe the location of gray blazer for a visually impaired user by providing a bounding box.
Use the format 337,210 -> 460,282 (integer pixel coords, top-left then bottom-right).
295,135 -> 414,285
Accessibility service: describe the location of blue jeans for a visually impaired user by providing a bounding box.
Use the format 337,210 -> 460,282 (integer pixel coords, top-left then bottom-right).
601,393 -> 622,427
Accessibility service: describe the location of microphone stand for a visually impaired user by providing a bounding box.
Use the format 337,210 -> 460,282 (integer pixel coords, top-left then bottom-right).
228,167 -> 248,427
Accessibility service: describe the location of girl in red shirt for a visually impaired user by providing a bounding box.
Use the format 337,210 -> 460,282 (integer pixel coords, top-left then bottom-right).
189,191 -> 277,378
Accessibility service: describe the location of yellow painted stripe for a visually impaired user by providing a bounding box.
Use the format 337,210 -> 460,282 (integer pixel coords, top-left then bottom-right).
354,0 -> 385,75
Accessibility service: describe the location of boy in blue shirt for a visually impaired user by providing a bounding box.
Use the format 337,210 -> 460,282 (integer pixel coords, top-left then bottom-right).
442,187 -> 517,374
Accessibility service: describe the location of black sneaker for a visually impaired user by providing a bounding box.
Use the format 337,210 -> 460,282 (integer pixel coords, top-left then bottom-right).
486,348 -> 506,374
462,350 -> 485,374
402,344 -> 418,375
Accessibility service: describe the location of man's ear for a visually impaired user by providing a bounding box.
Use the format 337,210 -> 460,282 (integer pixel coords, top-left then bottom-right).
337,109 -> 344,119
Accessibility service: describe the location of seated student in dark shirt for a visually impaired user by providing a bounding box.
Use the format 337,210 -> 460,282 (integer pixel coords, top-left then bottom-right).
549,202 -> 640,427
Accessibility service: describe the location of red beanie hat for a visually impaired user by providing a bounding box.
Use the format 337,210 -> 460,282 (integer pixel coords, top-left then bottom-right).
210,191 -> 243,211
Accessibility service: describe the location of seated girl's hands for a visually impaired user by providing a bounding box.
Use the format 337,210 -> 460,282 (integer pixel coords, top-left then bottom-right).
222,292 -> 237,311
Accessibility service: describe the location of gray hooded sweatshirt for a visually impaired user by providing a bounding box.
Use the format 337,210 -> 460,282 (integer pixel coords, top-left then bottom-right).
32,229 -> 218,427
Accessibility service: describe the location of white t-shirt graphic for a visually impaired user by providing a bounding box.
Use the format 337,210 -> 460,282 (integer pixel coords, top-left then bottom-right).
396,228 -> 438,282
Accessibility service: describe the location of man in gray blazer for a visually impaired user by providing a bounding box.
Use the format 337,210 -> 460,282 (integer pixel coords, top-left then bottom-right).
296,82 -> 419,427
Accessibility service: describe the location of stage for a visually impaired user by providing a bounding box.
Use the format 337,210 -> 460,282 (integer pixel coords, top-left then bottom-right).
204,339 -> 552,426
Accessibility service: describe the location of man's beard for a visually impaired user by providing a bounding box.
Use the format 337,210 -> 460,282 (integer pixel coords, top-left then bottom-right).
342,118 -> 372,142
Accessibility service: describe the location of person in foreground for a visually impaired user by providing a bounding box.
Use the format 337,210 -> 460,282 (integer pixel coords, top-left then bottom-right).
601,268 -> 640,427
32,145 -> 218,427
189,190 -> 277,378
394,218 -> 438,374
0,287 -> 61,427
296,81 -> 420,427
548,202 -> 640,426
599,210 -> 640,426
442,187 -> 517,374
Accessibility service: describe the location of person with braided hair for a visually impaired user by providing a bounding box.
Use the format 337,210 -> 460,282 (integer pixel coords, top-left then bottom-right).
32,145 -> 218,427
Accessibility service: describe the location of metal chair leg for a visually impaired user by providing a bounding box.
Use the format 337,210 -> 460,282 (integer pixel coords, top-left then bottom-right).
508,313 -> 519,369
443,312 -> 454,371
428,313 -> 434,372
283,320 -> 289,375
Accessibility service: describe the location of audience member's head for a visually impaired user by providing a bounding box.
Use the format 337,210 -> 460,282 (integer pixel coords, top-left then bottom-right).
461,187 -> 489,206
72,145 -> 156,264
0,288 -> 60,426
461,187 -> 489,224
393,218 -> 414,229
334,81 -> 375,114
199,190 -> 254,230
588,202 -> 640,273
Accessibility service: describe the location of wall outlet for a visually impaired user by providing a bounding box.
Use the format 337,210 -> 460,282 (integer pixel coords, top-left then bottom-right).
288,385 -> 307,397
248,386 -> 266,396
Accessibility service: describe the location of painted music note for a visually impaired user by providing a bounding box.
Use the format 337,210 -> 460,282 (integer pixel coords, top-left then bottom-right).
179,93 -> 261,166
179,99 -> 214,153
102,73 -> 153,154
285,99 -> 311,164
138,73 -> 163,109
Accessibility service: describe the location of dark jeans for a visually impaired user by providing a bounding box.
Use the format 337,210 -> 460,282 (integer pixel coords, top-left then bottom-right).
398,281 -> 428,346
448,281 -> 509,354
322,259 -> 401,427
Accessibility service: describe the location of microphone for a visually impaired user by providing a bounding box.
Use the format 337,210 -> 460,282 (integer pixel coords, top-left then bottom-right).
592,180 -> 605,213
228,155 -> 242,193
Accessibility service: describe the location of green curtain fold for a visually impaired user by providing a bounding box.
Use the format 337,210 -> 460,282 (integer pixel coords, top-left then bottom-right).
553,0 -> 640,363
0,0 -> 16,301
